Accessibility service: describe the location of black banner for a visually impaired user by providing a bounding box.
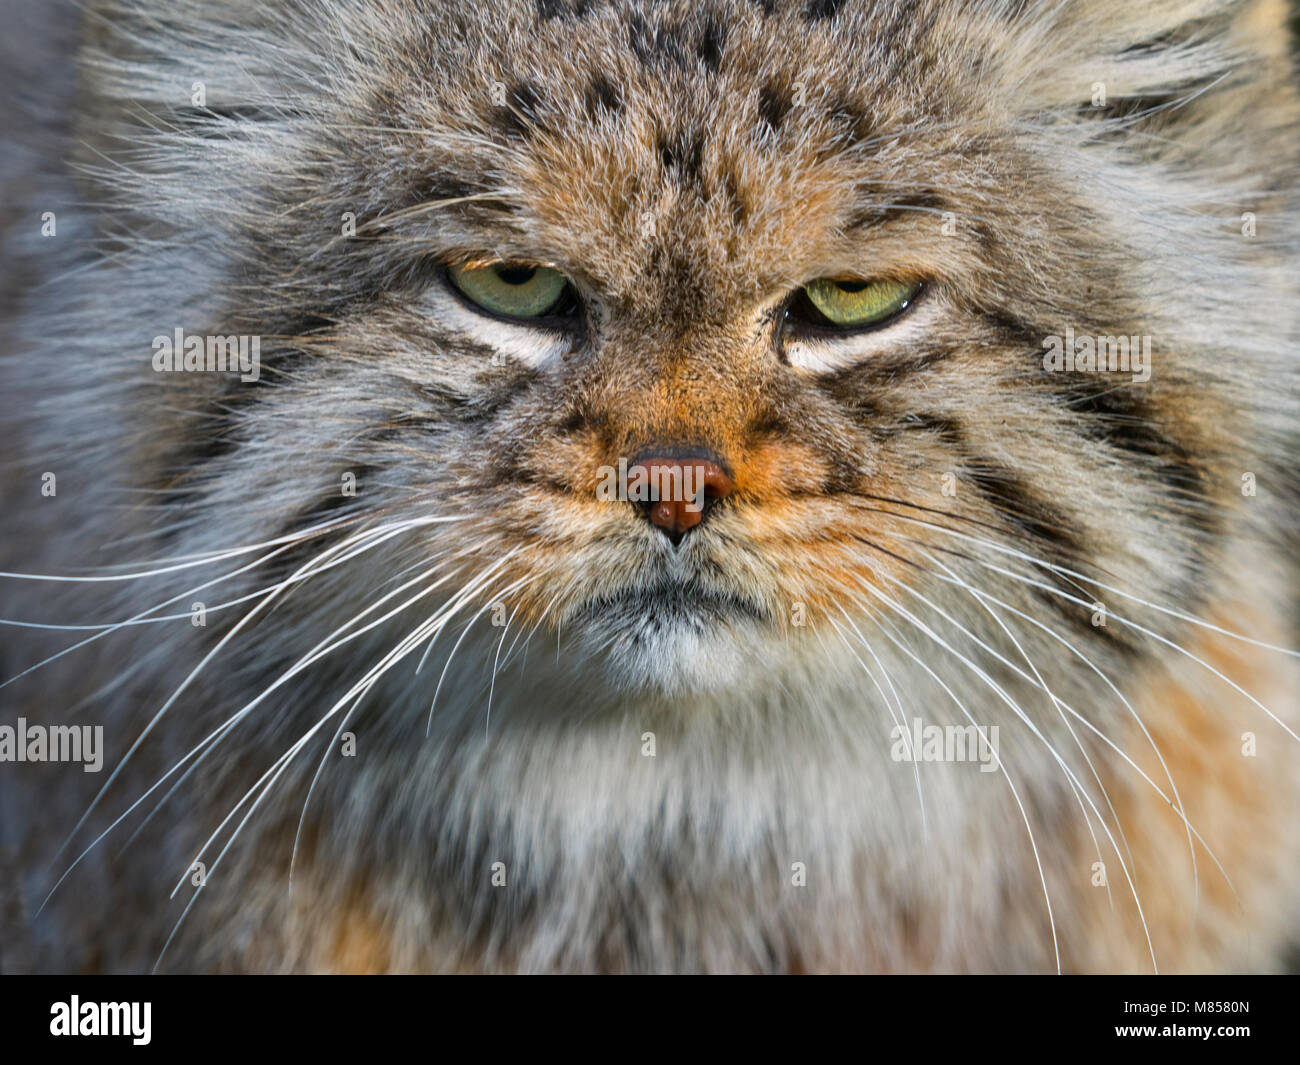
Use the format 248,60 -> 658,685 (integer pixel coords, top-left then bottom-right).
0,975 -> 1290,1054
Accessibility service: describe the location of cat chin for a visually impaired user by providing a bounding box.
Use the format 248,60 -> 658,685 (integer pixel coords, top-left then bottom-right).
580,613 -> 771,697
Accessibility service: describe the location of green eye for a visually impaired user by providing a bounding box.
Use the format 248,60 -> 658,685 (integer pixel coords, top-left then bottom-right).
448,262 -> 571,320
797,277 -> 920,329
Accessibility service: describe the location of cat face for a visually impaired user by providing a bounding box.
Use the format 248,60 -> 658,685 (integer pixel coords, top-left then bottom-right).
7,0 -> 1299,977
67,0 -> 1288,705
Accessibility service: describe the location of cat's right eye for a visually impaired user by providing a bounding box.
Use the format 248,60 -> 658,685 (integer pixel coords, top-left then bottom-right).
447,262 -> 579,324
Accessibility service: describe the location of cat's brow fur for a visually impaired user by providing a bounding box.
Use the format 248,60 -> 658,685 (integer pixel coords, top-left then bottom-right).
1,0 -> 1298,972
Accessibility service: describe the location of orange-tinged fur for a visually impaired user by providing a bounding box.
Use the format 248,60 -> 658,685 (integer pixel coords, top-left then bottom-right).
1076,602 -> 1300,972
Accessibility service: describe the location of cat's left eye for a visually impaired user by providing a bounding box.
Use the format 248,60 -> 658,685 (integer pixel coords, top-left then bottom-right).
447,262 -> 577,322
786,277 -> 920,332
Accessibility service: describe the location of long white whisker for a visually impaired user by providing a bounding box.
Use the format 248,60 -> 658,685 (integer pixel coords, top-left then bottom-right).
485,592 -> 534,739
1,541 -> 306,693
874,566 -> 1126,908
156,558 -> 525,971
824,612 -> 928,838
950,553 -> 1300,745
847,595 -> 1062,973
0,515 -> 358,583
860,503 -> 1300,657
851,576 -> 1157,972
290,559 -> 528,884
915,549 -> 1235,907
51,518 -> 457,864
39,530 -> 463,912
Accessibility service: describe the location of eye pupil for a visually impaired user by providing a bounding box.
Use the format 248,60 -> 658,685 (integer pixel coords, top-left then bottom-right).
836,280 -> 870,294
495,266 -> 537,286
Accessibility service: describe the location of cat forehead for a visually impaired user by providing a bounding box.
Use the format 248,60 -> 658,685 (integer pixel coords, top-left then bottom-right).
358,0 -> 989,303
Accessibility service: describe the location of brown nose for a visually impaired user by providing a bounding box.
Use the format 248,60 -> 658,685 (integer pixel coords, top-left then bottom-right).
628,452 -> 735,543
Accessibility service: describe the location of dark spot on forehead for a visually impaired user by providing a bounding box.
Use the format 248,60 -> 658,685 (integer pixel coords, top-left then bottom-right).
494,81 -> 544,139
658,128 -> 705,186
628,12 -> 690,68
805,0 -> 845,20
695,17 -> 726,70
585,74 -> 622,117
627,12 -> 652,61
535,0 -> 596,19
757,83 -> 793,133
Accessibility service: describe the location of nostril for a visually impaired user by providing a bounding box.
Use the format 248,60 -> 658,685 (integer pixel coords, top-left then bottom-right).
627,452 -> 735,542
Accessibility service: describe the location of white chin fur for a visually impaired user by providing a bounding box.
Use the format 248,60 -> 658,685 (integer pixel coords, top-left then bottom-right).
579,615 -> 767,696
